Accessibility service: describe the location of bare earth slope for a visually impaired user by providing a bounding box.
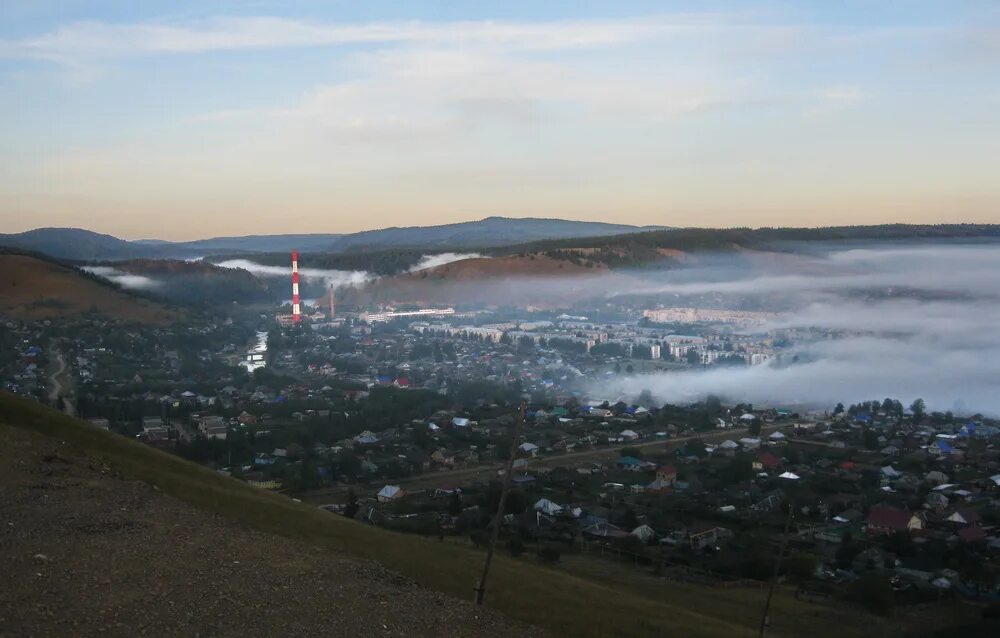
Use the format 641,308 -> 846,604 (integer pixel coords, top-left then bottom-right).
0,424 -> 540,637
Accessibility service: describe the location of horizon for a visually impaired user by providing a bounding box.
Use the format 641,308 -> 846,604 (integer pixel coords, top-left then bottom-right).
2,1 -> 998,239
6,217 -> 1000,244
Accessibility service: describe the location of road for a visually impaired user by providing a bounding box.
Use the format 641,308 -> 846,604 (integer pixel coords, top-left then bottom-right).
47,349 -> 75,417
299,423 -> 781,504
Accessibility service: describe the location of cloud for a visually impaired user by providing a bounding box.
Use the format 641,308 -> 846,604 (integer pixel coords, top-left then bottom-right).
215,259 -> 370,289
0,15 -> 728,61
408,253 -> 483,272
82,266 -> 161,290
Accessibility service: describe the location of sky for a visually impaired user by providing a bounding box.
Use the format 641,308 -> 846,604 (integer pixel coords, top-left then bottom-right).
1,1 -> 998,240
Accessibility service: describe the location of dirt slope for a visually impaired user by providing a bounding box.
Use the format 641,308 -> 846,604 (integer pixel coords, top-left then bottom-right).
0,423 -> 541,637
0,254 -> 176,323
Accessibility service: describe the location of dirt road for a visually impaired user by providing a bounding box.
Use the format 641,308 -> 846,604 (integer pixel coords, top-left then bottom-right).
46,349 -> 75,417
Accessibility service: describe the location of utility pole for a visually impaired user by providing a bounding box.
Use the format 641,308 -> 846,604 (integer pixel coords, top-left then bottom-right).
758,499 -> 794,637
474,400 -> 526,606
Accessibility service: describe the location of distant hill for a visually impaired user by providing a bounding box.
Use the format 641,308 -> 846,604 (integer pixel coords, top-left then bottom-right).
0,218 -> 667,261
0,252 -> 177,323
134,233 -> 344,254
0,227 -> 155,261
326,216 -> 667,251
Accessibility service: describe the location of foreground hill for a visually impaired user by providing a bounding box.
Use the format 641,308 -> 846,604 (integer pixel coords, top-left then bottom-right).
0,253 -> 177,323
0,419 -> 536,637
0,394 -> 906,638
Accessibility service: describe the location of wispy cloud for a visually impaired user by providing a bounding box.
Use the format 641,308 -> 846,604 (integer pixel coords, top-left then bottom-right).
0,15 -> 730,61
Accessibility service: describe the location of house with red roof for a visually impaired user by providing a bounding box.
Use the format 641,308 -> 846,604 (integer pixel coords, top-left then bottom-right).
754,451 -> 781,471
655,465 -> 677,483
866,505 -> 923,535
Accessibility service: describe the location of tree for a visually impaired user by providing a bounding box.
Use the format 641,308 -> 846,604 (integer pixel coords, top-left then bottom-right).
343,489 -> 360,519
448,492 -> 464,516
835,532 -> 860,569
537,547 -> 561,564
910,398 -> 926,423
747,418 -> 762,437
506,538 -> 525,557
862,427 -> 880,450
685,348 -> 701,365
852,573 -> 895,616
620,508 -> 639,531
833,402 -> 845,415
785,553 -> 819,581
722,454 -> 755,483
682,438 -> 708,458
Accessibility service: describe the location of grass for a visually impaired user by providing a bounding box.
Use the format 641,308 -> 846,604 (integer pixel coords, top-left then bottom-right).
2,392 -> 877,637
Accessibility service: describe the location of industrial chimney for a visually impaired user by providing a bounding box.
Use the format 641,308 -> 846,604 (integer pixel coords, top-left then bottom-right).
291,250 -> 301,324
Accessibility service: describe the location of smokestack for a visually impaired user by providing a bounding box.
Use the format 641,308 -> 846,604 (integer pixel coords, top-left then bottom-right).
291,250 -> 301,324
328,286 -> 336,318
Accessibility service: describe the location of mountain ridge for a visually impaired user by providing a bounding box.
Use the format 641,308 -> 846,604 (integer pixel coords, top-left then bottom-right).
0,217 -> 669,261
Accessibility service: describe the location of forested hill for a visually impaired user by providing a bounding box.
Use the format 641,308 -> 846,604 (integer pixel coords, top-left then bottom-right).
496,224 -> 1000,270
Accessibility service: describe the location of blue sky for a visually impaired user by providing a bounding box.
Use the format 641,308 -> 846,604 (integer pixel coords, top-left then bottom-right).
1,1 -> 997,239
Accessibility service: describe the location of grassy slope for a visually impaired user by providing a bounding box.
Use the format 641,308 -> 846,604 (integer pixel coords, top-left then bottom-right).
0,254 -> 176,323
1,393 -> 879,638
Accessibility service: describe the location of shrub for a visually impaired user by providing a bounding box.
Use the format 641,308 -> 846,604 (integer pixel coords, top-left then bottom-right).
507,538 -> 525,557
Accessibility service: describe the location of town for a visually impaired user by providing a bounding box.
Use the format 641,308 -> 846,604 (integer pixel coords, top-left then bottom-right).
4,300 -> 999,623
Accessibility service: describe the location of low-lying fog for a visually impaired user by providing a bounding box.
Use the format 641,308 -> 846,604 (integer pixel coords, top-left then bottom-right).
600,243 -> 1000,416
84,241 -> 1000,415
214,259 -> 371,290
82,266 -> 161,290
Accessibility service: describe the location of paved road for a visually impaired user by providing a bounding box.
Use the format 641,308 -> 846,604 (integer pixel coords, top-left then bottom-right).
300,423 -> 781,503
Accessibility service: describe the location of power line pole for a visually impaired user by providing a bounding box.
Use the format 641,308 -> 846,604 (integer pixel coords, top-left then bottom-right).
474,400 -> 526,606
758,498 -> 794,637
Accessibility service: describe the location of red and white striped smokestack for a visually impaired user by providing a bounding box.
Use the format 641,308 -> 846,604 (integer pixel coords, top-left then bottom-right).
291,250 -> 301,324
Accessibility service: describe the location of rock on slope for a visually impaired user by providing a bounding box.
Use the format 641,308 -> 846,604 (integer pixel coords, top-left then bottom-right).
0,424 -> 542,637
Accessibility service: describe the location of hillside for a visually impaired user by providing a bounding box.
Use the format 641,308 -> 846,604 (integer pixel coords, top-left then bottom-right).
338,254 -> 622,307
85,259 -> 272,307
0,393 -> 892,638
507,224 -> 1000,265
0,419 -> 536,637
0,253 -> 178,323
